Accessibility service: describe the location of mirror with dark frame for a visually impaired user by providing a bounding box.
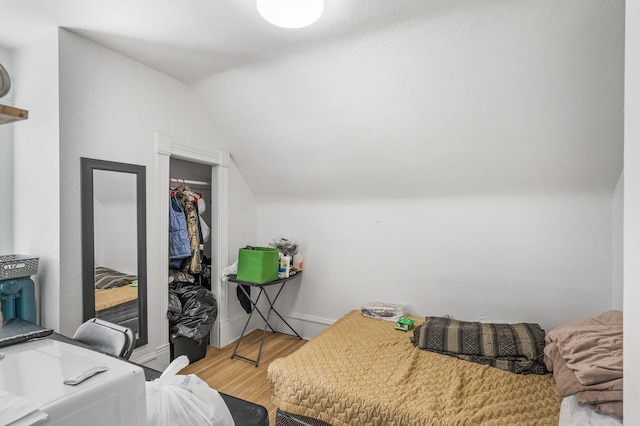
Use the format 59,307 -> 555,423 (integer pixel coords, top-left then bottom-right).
81,158 -> 148,348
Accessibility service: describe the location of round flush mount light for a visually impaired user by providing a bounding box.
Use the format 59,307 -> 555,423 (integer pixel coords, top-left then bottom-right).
257,0 -> 324,29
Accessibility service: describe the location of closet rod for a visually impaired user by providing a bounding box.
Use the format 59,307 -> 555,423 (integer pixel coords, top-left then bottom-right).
169,177 -> 211,188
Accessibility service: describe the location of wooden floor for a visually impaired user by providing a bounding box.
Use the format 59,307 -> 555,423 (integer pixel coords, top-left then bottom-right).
180,329 -> 307,424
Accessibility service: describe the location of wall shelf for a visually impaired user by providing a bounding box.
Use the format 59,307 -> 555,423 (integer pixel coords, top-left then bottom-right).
0,104 -> 29,125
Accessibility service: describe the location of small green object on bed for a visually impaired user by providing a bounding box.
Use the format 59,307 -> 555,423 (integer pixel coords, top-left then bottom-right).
395,317 -> 415,331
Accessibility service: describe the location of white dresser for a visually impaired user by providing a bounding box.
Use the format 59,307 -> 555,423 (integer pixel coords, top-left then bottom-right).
0,339 -> 146,426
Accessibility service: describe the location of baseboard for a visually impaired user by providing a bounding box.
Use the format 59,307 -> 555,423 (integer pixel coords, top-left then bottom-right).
218,312 -> 334,346
219,314 -> 261,348
130,342 -> 170,371
287,312 -> 334,340
155,343 -> 170,369
287,312 -> 334,327
260,312 -> 334,340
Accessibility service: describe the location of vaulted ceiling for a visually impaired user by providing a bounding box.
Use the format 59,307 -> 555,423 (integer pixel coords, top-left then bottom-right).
0,0 -> 625,200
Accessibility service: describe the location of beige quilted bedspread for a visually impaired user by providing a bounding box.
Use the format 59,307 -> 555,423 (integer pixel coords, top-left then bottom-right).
95,285 -> 138,311
268,310 -> 561,426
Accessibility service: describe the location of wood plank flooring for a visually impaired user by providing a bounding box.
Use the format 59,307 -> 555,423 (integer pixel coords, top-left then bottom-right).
180,330 -> 307,424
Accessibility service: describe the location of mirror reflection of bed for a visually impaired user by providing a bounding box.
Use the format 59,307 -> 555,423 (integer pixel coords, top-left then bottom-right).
93,169 -> 139,338
94,266 -> 139,336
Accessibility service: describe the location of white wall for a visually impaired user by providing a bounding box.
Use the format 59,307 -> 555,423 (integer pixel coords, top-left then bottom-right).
11,31 -> 61,329
624,0 -> 639,422
612,172 -> 623,310
5,28 -> 256,367
2,30 -> 255,366
226,159 -> 259,336
54,30 -> 254,365
258,192 -> 614,337
203,0 -> 624,343
198,0 -> 623,203
0,48 -> 14,253
0,122 -> 12,253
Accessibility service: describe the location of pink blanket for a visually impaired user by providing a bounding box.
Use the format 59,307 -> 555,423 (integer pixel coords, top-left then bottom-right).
544,310 -> 623,419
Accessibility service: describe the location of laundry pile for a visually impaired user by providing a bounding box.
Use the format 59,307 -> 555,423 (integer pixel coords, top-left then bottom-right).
544,310 -> 623,420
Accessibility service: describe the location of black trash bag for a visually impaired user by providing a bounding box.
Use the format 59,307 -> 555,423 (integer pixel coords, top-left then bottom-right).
167,291 -> 182,323
168,282 -> 217,344
200,256 -> 212,291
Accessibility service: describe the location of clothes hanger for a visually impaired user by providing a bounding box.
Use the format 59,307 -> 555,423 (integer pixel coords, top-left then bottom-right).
170,178 -> 181,198
180,179 -> 204,203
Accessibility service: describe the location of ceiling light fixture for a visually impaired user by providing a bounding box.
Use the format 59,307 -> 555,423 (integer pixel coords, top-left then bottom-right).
257,0 -> 324,29
0,63 -> 11,99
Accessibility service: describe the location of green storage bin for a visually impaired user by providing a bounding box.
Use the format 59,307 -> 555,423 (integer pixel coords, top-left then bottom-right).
237,246 -> 279,284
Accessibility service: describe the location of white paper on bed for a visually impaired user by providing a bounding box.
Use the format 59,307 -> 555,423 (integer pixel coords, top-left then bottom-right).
559,396 -> 622,426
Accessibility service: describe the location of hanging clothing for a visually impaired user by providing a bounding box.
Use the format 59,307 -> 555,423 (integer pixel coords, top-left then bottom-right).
179,192 -> 202,274
197,197 -> 210,243
169,196 -> 191,268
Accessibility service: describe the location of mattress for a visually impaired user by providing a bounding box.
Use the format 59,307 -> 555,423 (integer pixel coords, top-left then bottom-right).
268,310 -> 561,426
95,285 -> 138,311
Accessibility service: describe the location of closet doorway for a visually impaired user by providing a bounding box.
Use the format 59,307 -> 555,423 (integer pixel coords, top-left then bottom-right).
155,132 -> 230,367
168,157 -> 215,359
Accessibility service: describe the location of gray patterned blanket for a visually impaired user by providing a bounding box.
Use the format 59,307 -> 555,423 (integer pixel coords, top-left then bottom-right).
95,266 -> 137,289
412,316 -> 548,375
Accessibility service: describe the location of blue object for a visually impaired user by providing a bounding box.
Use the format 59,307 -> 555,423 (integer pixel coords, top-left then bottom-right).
169,196 -> 191,267
0,277 -> 37,322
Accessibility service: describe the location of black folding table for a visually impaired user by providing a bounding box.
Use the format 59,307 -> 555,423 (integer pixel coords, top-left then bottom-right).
227,272 -> 303,367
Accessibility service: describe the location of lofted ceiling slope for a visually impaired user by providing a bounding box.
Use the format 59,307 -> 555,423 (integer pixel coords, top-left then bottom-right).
0,0 -> 624,200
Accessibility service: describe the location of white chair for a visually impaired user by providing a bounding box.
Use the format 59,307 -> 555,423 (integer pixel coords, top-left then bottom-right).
73,318 -> 136,360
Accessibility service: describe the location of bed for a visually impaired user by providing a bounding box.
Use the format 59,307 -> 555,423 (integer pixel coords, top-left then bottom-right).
94,267 -> 139,333
268,310 -> 561,426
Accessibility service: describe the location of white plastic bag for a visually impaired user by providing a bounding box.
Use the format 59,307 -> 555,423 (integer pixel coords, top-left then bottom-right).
221,260 -> 237,280
146,356 -> 235,426
361,302 -> 406,322
269,236 -> 299,257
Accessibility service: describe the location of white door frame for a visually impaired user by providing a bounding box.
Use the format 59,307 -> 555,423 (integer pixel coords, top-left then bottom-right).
156,131 -> 229,350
